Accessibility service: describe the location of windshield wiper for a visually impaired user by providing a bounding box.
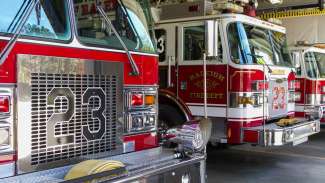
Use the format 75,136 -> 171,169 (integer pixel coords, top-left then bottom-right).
96,0 -> 140,76
247,53 -> 273,73
0,0 -> 40,65
7,0 -> 29,33
118,0 -> 143,50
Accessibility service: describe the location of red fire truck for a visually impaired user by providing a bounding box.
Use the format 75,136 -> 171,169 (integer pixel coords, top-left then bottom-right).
290,45 -> 325,124
0,0 -> 208,182
155,1 -> 320,147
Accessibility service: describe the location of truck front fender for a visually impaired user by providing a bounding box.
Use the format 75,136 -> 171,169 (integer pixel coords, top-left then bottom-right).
158,89 -> 193,122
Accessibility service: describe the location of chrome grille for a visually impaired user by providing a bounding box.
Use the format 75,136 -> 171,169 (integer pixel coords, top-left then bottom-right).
268,79 -> 288,119
30,73 -> 118,165
16,54 -> 124,172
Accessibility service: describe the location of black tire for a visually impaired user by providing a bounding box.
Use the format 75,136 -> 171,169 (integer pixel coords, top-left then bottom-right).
159,104 -> 186,128
158,104 -> 187,146
208,142 -> 229,150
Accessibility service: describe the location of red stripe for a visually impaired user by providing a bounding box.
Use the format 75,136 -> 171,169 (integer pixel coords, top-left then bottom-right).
0,154 -> 16,165
0,41 -> 158,85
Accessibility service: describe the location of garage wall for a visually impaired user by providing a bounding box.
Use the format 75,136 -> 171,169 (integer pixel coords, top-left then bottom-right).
282,15 -> 325,45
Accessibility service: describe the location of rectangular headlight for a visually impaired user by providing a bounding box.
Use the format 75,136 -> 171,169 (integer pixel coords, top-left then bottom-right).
230,93 -> 265,108
0,127 -> 10,149
124,86 -> 158,134
127,113 -> 156,133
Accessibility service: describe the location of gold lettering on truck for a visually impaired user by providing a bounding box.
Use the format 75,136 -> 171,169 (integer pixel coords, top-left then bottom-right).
190,93 -> 224,99
189,71 -> 225,82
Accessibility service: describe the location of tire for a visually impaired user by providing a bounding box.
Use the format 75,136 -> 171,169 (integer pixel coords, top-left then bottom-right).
158,104 -> 186,128
158,104 -> 187,146
208,142 -> 229,150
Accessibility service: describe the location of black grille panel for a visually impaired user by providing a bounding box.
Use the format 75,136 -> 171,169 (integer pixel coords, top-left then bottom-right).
30,73 -> 118,166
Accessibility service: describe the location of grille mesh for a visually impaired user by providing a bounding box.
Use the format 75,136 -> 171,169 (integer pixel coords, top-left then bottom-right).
268,80 -> 288,118
30,73 -> 118,166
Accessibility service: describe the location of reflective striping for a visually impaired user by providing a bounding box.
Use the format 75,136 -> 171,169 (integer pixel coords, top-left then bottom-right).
188,106 -> 226,117
259,8 -> 325,20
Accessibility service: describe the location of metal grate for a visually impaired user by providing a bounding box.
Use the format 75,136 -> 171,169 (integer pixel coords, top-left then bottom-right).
268,79 -> 288,119
30,73 -> 118,166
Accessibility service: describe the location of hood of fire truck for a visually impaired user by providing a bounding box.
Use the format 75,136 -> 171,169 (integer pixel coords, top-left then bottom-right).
0,42 -> 159,86
0,42 -> 159,174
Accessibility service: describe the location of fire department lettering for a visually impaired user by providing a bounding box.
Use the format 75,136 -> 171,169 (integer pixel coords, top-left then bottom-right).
190,93 -> 224,99
46,87 -> 107,147
189,71 -> 225,82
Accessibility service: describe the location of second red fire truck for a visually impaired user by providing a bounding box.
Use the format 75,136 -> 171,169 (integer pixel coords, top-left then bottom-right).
155,1 -> 320,147
290,45 -> 325,124
0,0 -> 208,182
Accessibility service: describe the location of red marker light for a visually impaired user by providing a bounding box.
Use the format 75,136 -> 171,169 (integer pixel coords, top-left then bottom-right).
0,96 -> 9,113
131,94 -> 143,106
294,81 -> 301,90
257,81 -> 269,90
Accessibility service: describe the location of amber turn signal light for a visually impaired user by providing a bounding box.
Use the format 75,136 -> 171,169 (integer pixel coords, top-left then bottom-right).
145,95 -> 155,105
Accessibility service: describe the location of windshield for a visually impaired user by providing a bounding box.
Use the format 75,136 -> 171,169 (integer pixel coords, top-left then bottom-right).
304,51 -> 325,78
74,0 -> 155,54
228,22 -> 292,67
0,0 -> 71,41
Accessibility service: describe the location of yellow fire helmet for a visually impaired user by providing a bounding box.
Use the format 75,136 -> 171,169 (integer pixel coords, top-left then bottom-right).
64,160 -> 126,182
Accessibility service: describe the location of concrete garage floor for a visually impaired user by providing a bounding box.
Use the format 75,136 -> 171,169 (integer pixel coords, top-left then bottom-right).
206,128 -> 325,183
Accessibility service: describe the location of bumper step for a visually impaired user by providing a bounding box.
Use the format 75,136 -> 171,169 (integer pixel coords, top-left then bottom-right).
242,118 -> 320,146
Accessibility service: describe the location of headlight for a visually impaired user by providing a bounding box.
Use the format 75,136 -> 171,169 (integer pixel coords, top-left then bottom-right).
289,92 -> 301,103
0,90 -> 12,151
124,86 -> 158,134
230,93 -> 266,108
0,127 -> 10,149
127,112 -> 157,133
322,95 -> 325,104
305,106 -> 323,119
295,92 -> 301,102
306,94 -> 321,105
318,107 -> 324,119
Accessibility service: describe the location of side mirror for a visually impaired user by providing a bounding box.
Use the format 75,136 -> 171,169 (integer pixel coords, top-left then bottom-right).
205,20 -> 218,58
292,52 -> 301,68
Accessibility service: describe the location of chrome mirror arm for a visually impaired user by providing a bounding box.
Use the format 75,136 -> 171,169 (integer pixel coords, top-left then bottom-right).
0,0 -> 40,65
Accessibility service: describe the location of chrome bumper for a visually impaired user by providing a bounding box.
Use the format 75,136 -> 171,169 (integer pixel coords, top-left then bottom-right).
0,147 -> 206,183
243,118 -> 320,146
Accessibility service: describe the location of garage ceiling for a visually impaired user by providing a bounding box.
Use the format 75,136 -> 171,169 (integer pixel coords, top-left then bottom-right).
258,0 -> 319,10
149,0 -> 324,12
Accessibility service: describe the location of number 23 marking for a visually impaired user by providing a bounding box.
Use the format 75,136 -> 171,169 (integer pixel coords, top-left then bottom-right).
46,88 -> 106,147
272,87 -> 285,110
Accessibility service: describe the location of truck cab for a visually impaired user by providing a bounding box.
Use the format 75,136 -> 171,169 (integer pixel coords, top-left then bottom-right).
155,1 -> 320,147
290,45 -> 325,124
